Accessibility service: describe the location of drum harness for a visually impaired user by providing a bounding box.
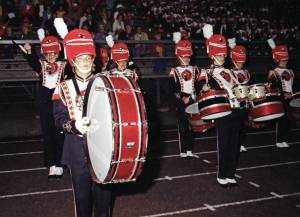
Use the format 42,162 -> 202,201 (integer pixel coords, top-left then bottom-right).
204,66 -> 241,109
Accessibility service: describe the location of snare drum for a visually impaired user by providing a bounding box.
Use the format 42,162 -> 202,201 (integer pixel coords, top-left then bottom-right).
289,98 -> 300,126
188,113 -> 214,132
197,90 -> 232,120
232,84 -> 249,102
246,115 -> 265,128
83,74 -> 148,184
248,84 -> 266,101
249,88 -> 284,122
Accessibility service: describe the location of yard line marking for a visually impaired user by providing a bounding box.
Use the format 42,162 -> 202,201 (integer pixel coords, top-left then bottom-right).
161,128 -> 300,133
0,188 -> 72,199
203,159 -> 211,164
0,167 -> 46,174
2,141 -> 299,159
203,203 -> 216,211
164,176 -> 173,181
141,192 -> 300,217
0,139 -> 42,144
0,151 -> 43,157
248,181 -> 260,188
235,174 -> 242,179
160,142 -> 300,159
0,128 -> 299,145
154,161 -> 300,182
270,192 -> 284,198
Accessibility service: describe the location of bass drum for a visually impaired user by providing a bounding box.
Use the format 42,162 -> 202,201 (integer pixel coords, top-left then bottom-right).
83,74 -> 148,184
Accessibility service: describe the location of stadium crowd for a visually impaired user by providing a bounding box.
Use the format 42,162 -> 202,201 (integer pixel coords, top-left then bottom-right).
0,0 -> 299,60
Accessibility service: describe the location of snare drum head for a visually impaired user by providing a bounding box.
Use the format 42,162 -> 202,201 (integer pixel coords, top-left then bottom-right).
83,75 -> 113,182
185,102 -> 199,114
290,98 -> 300,108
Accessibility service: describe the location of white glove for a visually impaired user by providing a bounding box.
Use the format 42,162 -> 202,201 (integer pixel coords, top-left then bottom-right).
75,118 -> 90,134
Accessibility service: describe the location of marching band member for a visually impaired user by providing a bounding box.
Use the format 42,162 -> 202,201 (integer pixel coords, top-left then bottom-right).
228,38 -> 250,152
169,32 -> 200,158
19,28 -> 69,178
105,35 -> 139,80
198,24 -> 244,187
267,39 -> 294,148
52,19 -> 111,217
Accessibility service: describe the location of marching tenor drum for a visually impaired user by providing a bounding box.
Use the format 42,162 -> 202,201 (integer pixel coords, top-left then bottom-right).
232,84 -> 249,102
197,90 -> 232,120
249,87 -> 284,122
248,83 -> 266,101
83,74 -> 148,184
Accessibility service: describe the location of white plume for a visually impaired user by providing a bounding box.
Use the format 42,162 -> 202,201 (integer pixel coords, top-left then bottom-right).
173,32 -> 181,44
105,35 -> 114,48
202,24 -> 213,39
228,38 -> 236,49
37,28 -> 45,42
267,38 -> 276,49
54,18 -> 68,39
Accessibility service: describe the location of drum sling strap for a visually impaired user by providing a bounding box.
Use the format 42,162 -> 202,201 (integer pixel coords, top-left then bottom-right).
72,77 -> 84,110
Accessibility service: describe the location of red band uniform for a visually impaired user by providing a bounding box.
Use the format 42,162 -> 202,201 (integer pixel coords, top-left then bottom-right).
228,38 -> 251,152
198,25 -> 244,186
169,34 -> 200,158
23,35 -> 69,177
267,40 -> 294,147
52,29 -> 111,217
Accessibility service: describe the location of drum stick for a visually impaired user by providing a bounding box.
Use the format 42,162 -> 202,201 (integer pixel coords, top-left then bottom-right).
292,92 -> 300,97
12,40 -> 28,54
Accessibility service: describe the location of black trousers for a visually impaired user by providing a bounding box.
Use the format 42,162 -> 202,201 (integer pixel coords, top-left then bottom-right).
70,162 -> 112,217
276,100 -> 291,143
176,99 -> 193,153
215,110 -> 245,179
39,101 -> 64,167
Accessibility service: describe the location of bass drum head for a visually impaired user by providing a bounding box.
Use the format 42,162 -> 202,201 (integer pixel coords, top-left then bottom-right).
83,75 -> 113,183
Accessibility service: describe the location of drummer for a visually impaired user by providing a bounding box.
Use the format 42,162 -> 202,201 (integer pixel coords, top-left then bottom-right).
52,20 -> 111,217
228,38 -> 250,152
105,35 -> 139,80
197,24 -> 244,187
169,32 -> 200,158
267,39 -> 294,148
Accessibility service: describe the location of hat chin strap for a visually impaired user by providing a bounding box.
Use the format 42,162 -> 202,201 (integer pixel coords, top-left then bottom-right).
115,61 -> 127,71
212,55 -> 223,66
72,61 -> 92,76
178,56 -> 189,66
233,61 -> 242,69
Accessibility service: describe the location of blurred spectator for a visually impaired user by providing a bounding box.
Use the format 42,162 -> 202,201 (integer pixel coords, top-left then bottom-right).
42,6 -> 54,28
113,4 -> 126,21
56,5 -> 67,18
134,26 -> 149,57
118,24 -> 134,40
151,32 -> 166,74
112,13 -> 125,39
215,17 -> 234,38
18,21 -> 36,40
94,23 -> 107,41
79,11 -> 87,29
82,13 -> 97,33
0,26 -> 16,64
